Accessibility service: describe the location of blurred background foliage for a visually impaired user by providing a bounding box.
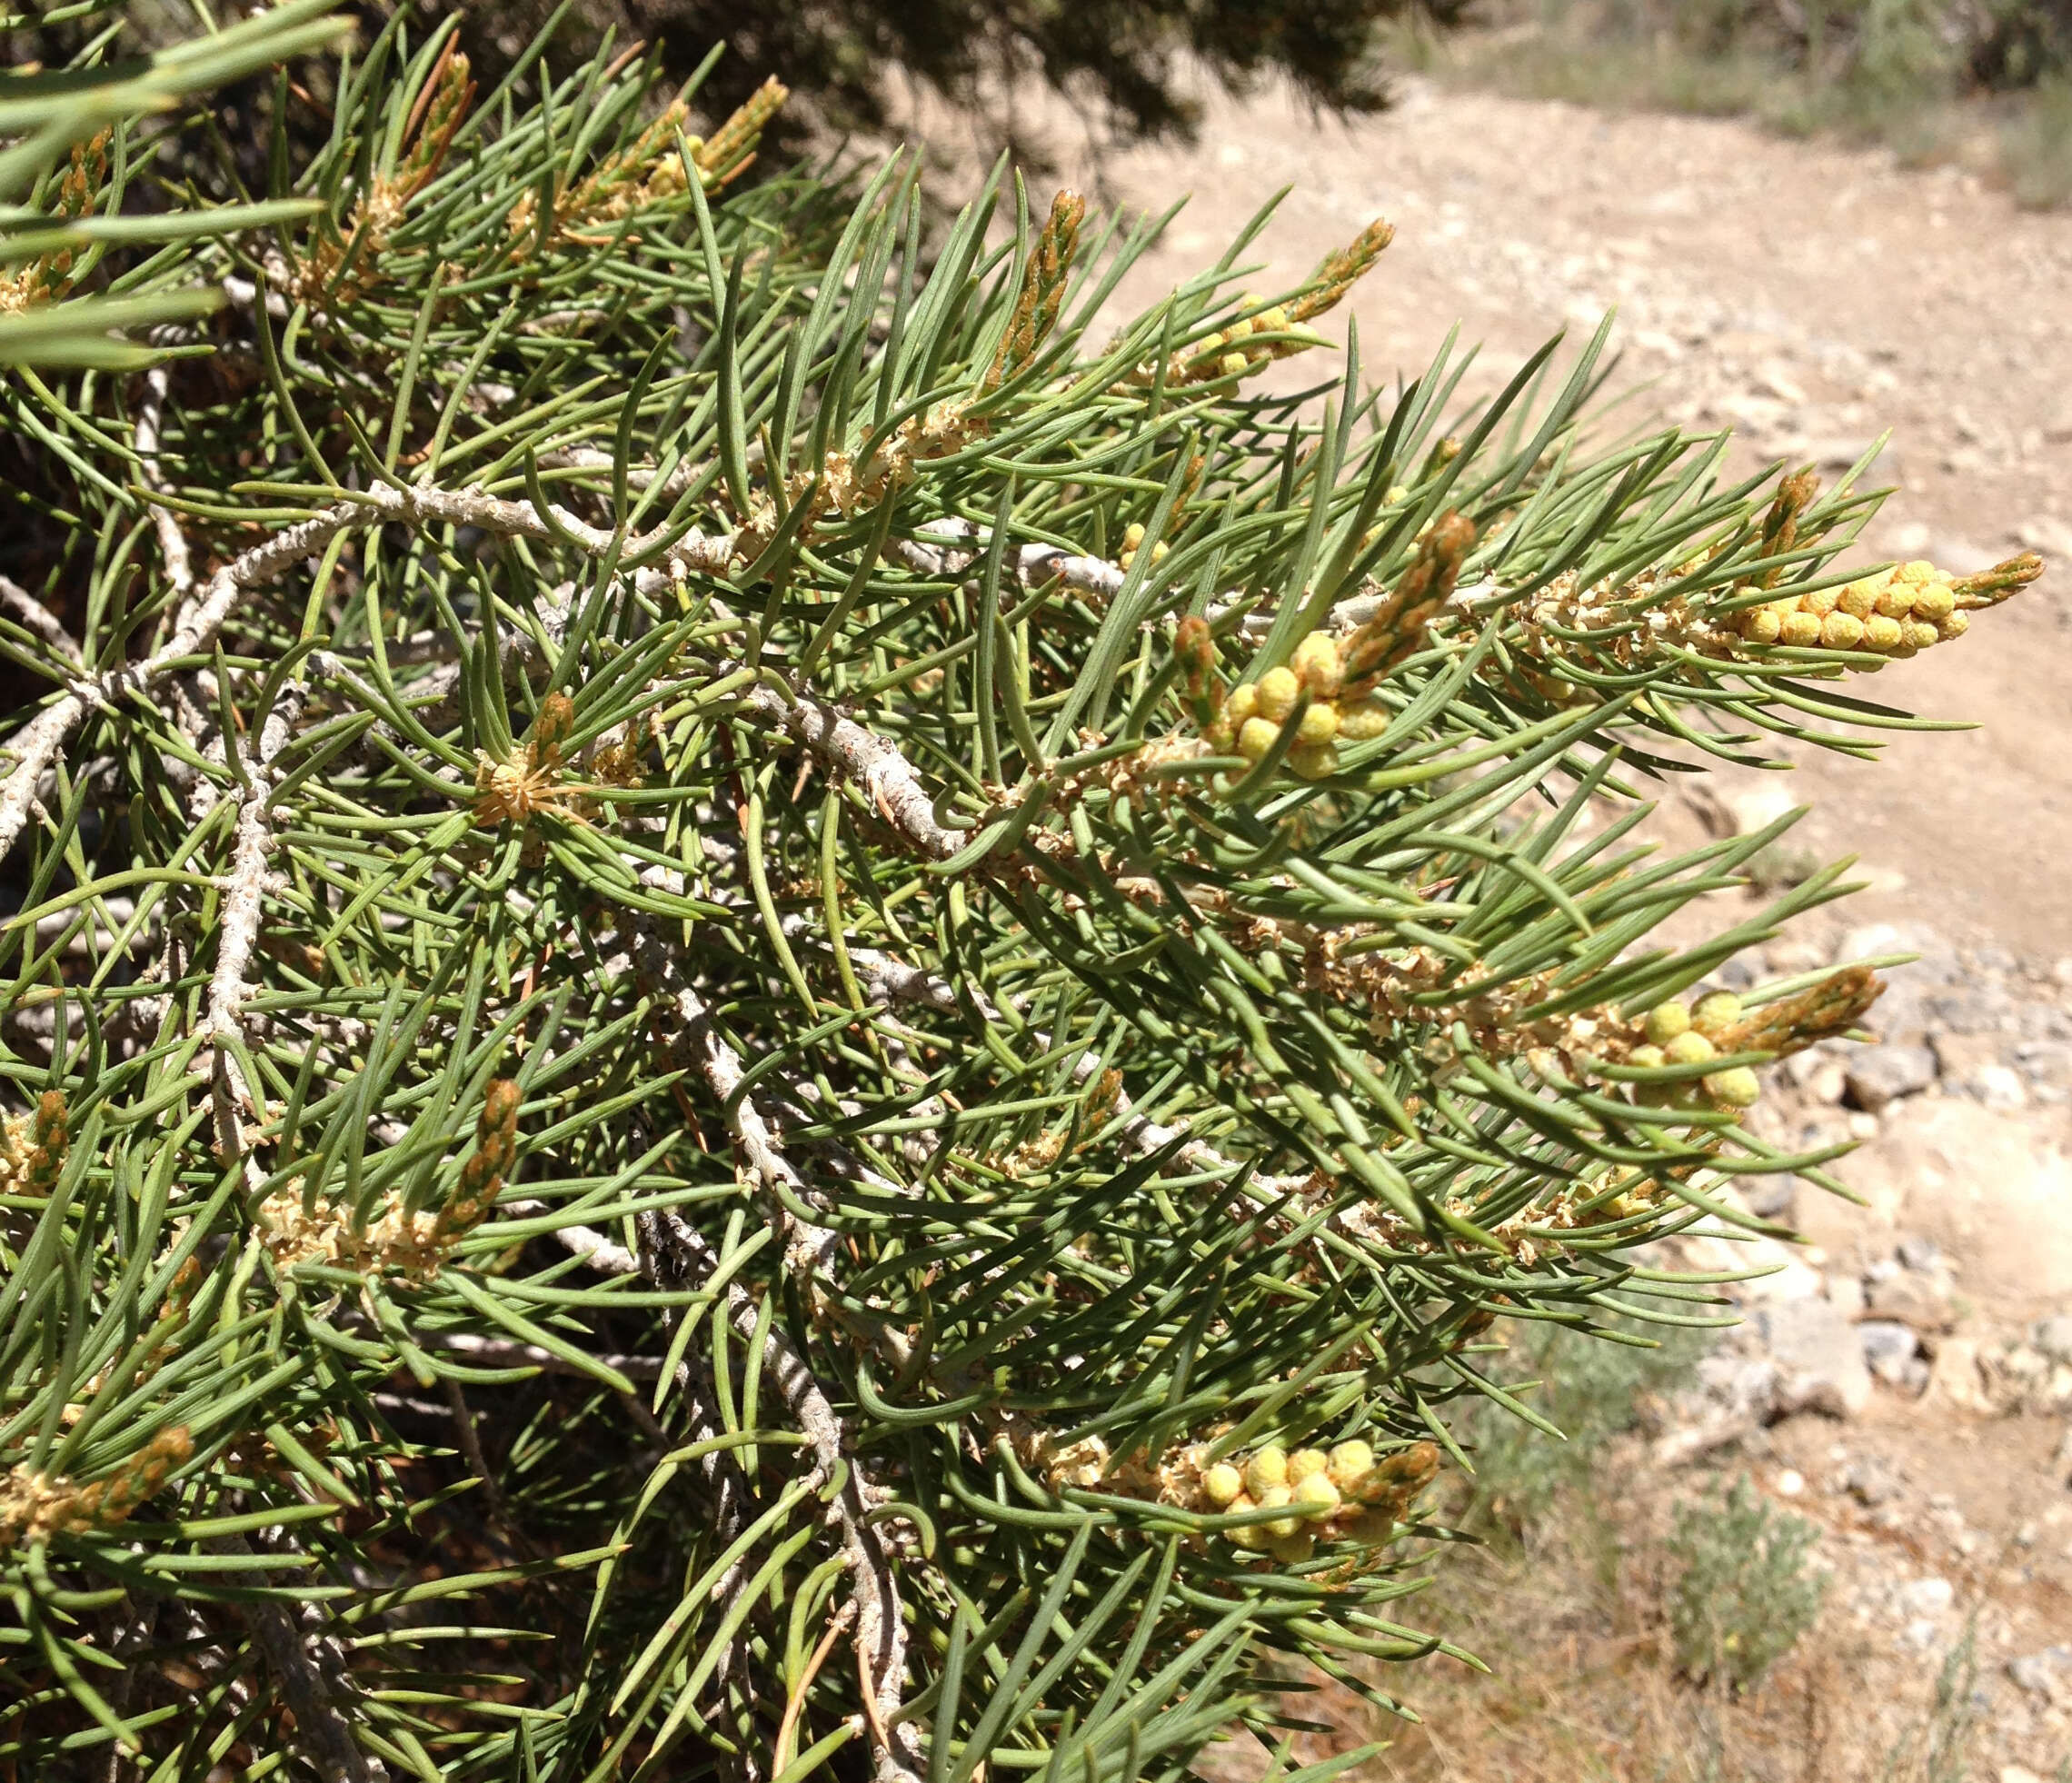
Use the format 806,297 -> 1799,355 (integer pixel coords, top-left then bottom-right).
4,0 -> 1471,178
1400,0 -> 2072,205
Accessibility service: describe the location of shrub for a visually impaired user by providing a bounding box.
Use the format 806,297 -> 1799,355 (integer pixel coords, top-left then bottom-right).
1464,1320 -> 1711,1531
0,5 -> 2049,1779
1666,1474 -> 1828,1691
1879,1625 -> 1984,1783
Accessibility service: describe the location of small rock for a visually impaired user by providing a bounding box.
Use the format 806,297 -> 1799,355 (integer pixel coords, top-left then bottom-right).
2000,1768 -> 2046,1783
1845,1045 -> 1938,1111
2014,515 -> 2072,557
2006,1648 -> 2070,1698
1756,363 -> 1808,405
1927,1338 -> 1992,1413
1931,1031 -> 2005,1080
1859,1320 -> 1920,1384
1998,1344 -> 2052,1390
1895,1234 -> 1942,1272
1898,1577 -> 1954,1618
1828,1275 -> 1868,1320
1776,1468 -> 1806,1496
1757,1298 -> 1875,1419
1809,437 -> 1881,473
1723,781 -> 1800,837
1846,1457 -> 1902,1506
1768,938 -> 1830,974
1974,1063 -> 2027,1110
1866,1271 -> 1955,1333
1695,1354 -> 1782,1419
1744,1174 -> 1798,1220
1836,921 -> 1913,965
2032,1315 -> 2072,1365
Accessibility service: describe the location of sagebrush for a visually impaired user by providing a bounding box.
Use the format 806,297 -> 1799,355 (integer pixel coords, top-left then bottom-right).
0,5 -> 2047,1780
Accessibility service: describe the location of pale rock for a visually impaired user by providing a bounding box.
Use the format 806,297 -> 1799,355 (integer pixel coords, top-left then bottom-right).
1767,937 -> 1830,974
1836,921 -> 1916,966
1973,1063 -> 2027,1110
1828,1275 -> 1868,1319
1901,1577 -> 1953,1615
1866,1271 -> 1955,1333
1838,1101 -> 2072,1305
1845,1457 -> 1901,1506
2035,1315 -> 2072,1365
2006,1648 -> 2070,1699
1724,780 -> 1801,837
1695,1354 -> 1783,1419
1895,1234 -> 1942,1272
2014,515 -> 2072,557
1756,363 -> 1808,404
1757,1298 -> 1874,1418
1744,1173 -> 1798,1220
1927,1338 -> 1993,1412
1845,1045 -> 1938,1111
1743,1252 -> 1828,1304
1859,1320 -> 1920,1384
1776,1469 -> 1806,1496
1930,1031 -> 2003,1081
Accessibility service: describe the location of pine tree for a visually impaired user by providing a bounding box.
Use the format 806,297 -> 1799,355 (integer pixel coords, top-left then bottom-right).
0,7 -> 2047,1780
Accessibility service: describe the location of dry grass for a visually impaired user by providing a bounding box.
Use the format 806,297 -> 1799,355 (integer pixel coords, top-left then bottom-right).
1208,1457 -> 1967,1783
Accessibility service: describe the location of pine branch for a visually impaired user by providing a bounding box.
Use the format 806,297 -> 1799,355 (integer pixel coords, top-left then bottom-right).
642,1210 -> 924,1783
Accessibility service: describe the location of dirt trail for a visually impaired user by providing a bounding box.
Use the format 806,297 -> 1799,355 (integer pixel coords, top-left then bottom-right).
1075,80 -> 2072,960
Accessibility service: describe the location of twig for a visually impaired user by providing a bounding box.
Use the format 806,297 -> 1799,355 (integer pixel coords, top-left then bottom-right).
441,1376 -> 508,1526
741,680 -> 961,864
0,573 -> 83,665
418,1329 -> 662,1380
134,366 -> 195,605
641,1210 -> 924,1783
207,681 -> 306,1176
897,516 -> 1496,642
629,910 -> 843,1278
206,1532 -> 390,1783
